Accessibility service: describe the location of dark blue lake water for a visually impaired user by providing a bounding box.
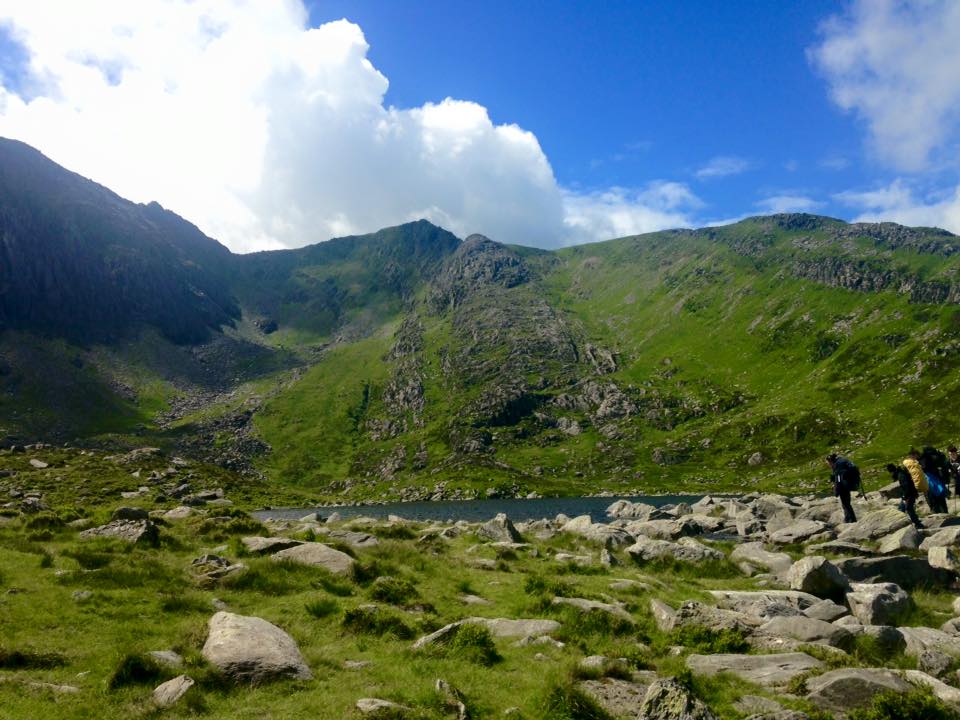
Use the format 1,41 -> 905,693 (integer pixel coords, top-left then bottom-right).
254,495 -> 708,524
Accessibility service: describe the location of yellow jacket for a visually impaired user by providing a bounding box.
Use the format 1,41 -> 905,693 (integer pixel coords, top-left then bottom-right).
904,457 -> 928,493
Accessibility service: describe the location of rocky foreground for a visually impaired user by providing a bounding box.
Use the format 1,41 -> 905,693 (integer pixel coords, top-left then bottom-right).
4,470 -> 960,718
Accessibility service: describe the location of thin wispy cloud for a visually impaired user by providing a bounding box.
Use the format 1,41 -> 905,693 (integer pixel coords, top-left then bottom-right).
756,195 -> 822,214
694,155 -> 753,180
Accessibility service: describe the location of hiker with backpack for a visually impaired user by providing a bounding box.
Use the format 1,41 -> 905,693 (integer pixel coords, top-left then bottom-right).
920,446 -> 951,513
826,453 -> 859,523
905,448 -> 947,514
947,445 -> 960,498
886,462 -> 923,528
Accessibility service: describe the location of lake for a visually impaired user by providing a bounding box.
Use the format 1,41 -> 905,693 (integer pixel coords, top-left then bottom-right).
254,494 -> 710,524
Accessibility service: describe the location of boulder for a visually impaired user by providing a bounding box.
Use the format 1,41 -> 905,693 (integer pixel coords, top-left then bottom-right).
356,698 -> 412,716
163,506 -> 195,521
625,537 -> 722,564
578,677 -> 653,719
638,678 -> 717,720
271,542 -> 355,575
768,520 -> 829,545
467,617 -> 560,639
786,556 -> 849,600
834,555 -> 955,588
153,675 -> 194,708
79,519 -> 158,545
709,590 -> 820,617
903,669 -> 960,705
899,626 -> 960,657
478,513 -> 523,543
729,543 -> 792,576
672,601 -> 763,633
326,530 -> 379,548
552,597 -> 634,624
929,546 -> 960,572
201,612 -> 312,683
845,582 -> 912,626
240,536 -> 303,555
803,599 -> 849,623
836,508 -> 910,543
805,668 -> 911,713
878,525 -> 921,554
650,599 -> 676,631
111,506 -> 149,521
686,652 -> 822,688
921,526 -> 960,550
756,616 -> 852,649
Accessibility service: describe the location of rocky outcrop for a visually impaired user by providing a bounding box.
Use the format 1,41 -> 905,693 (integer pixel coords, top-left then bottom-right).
79,519 -> 158,545
638,678 -> 717,720
271,542 -> 356,575
686,652 -> 821,688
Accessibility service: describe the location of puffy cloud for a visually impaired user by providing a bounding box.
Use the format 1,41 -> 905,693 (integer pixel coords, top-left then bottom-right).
0,1 -> 687,251
562,182 -> 701,243
694,155 -> 753,180
835,180 -> 960,233
756,194 -> 821,214
810,0 -> 960,172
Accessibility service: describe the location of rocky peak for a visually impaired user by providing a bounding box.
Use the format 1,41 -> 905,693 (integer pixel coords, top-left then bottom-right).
429,234 -> 530,312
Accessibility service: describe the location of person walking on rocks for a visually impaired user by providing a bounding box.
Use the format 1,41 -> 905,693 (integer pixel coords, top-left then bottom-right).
886,463 -> 922,529
903,448 -> 941,513
827,453 -> 858,523
947,445 -> 960,499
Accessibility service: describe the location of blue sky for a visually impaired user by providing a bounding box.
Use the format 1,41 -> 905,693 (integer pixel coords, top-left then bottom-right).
0,1 -> 958,250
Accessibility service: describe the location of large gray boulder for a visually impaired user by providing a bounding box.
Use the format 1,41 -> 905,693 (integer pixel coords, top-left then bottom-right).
202,612 -> 312,683
786,556 -> 849,600
671,601 -> 763,633
478,513 -> 523,543
834,555 -> 955,588
578,677 -> 654,719
803,599 -> 849,623
768,520 -> 829,545
730,543 -> 792,575
756,616 -> 853,649
79,519 -> 158,545
467,617 -> 560,639
928,546 -> 960,572
920,525 -> 960,550
271,542 -> 355,575
638,678 -> 717,720
326,530 -> 379,548
846,582 -> 912,626
878,525 -> 922,554
899,626 -> 960,657
686,652 -> 822,688
625,536 -> 722,563
837,508 -> 910,542
805,668 -> 912,713
709,590 -> 820,617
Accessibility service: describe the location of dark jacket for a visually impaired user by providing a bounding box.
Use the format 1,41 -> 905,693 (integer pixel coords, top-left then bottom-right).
832,456 -> 856,495
893,466 -> 918,501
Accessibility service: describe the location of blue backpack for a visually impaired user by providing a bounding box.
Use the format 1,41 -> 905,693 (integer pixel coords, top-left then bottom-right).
927,473 -> 948,499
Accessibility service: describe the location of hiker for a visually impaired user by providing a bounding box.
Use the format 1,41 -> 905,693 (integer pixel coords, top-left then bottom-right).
904,448 -> 944,514
886,462 -> 922,528
920,445 -> 950,513
826,453 -> 858,523
948,445 -> 960,497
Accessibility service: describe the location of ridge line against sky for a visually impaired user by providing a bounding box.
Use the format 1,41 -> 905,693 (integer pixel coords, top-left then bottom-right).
0,0 -> 958,252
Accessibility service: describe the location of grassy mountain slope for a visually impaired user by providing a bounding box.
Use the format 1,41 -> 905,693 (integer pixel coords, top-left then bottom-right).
249,216 -> 960,500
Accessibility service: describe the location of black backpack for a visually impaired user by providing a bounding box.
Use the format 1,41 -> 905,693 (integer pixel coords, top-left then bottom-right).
835,458 -> 861,492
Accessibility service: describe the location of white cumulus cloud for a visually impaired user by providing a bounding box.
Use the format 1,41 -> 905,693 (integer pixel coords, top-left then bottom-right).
756,195 -> 822,214
0,0 -> 690,251
835,180 -> 960,233
810,0 -> 960,172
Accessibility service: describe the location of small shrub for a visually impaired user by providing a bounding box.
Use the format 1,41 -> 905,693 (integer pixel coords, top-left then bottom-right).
524,575 -> 575,598
370,524 -> 417,541
341,606 -> 413,640
108,652 -> 172,690
39,549 -> 54,568
369,576 -> 418,606
667,625 -> 749,654
538,677 -> 614,720
315,573 -> 354,597
159,592 -> 211,614
62,547 -> 113,570
23,512 -> 64,531
222,561 -> 315,595
554,607 -> 636,641
848,687 -> 960,720
306,598 -> 339,619
422,624 -> 501,667
197,515 -> 265,538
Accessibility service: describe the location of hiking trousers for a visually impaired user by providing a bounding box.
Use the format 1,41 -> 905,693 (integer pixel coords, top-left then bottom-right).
927,491 -> 949,514
901,496 -> 922,528
838,489 -> 857,523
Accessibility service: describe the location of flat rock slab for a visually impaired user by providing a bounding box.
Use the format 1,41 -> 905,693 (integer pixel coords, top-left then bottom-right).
467,617 -> 560,639
79,519 -> 158,545
327,530 -> 379,548
768,520 -> 829,544
729,542 -> 792,574
899,626 -> 960,657
153,675 -> 194,708
805,668 -> 911,713
578,678 -> 651,719
837,508 -> 910,543
687,652 -> 822,687
709,590 -> 820,616
202,611 -> 312,683
271,542 -> 355,575
241,536 -> 303,555
357,698 -> 412,715
757,616 -> 852,649
551,597 -> 635,623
